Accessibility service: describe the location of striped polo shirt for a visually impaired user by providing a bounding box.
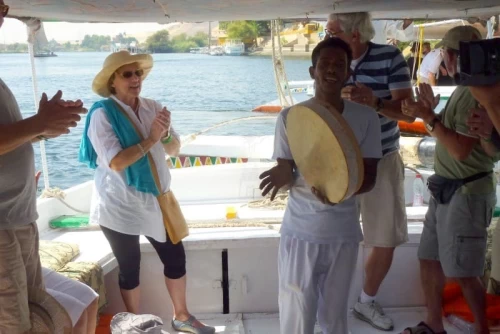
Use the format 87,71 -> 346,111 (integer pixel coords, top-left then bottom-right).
346,42 -> 412,156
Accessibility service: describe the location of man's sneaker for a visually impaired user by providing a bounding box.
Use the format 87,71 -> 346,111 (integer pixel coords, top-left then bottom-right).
353,300 -> 394,331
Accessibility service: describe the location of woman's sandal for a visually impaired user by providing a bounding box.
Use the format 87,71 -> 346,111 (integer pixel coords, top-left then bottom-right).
171,315 -> 215,334
402,321 -> 447,334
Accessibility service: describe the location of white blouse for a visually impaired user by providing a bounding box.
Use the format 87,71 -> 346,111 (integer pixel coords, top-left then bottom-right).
87,95 -> 180,242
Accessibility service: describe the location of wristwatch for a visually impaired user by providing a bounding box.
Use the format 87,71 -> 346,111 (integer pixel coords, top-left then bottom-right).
375,97 -> 384,112
425,117 -> 440,132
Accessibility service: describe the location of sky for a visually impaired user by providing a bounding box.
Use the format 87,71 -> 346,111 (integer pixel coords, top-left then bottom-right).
0,18 -> 173,44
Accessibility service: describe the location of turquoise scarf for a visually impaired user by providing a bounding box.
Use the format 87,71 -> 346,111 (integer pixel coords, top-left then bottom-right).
79,98 -> 160,196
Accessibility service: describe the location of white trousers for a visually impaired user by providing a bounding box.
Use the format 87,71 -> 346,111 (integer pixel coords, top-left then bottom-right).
43,267 -> 99,325
278,235 -> 359,334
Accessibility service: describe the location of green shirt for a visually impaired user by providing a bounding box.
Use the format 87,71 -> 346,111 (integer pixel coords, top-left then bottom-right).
434,85 -> 498,195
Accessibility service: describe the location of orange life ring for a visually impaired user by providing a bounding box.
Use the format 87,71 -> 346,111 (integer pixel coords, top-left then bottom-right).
252,105 -> 282,113
252,107 -> 429,137
398,120 -> 428,136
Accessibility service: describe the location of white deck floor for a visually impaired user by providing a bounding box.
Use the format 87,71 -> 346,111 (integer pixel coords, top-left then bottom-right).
161,309 -> 466,333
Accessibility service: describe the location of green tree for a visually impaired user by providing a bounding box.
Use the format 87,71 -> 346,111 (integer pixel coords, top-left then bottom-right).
2,43 -> 28,53
113,32 -> 138,45
219,21 -> 230,31
62,41 -> 75,51
255,21 -> 271,35
221,20 -> 269,37
145,30 -> 172,53
191,32 -> 209,47
170,33 -> 198,53
81,34 -> 111,51
226,21 -> 259,41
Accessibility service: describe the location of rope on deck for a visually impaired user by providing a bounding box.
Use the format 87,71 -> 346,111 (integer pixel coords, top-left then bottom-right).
40,188 -> 88,214
245,192 -> 289,210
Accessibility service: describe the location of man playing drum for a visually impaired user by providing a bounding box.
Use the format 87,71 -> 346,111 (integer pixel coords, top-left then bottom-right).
259,38 -> 382,334
326,12 -> 415,331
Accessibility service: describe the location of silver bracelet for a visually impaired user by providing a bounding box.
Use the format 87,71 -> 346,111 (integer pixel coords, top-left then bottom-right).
137,143 -> 146,156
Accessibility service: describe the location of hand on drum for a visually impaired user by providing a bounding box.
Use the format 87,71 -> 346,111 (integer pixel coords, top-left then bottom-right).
311,187 -> 336,206
259,159 -> 293,201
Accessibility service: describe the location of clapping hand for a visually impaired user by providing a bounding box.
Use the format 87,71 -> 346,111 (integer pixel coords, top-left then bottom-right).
469,82 -> 500,112
150,107 -> 171,142
35,90 -> 87,138
402,83 -> 438,123
341,82 -> 376,107
466,106 -> 493,140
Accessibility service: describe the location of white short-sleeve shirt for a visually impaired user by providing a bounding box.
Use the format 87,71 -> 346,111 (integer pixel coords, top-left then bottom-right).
87,95 -> 180,242
273,98 -> 382,244
418,49 -> 443,79
372,20 -> 416,44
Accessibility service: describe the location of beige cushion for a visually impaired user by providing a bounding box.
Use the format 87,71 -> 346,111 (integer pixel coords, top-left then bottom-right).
39,240 -> 80,271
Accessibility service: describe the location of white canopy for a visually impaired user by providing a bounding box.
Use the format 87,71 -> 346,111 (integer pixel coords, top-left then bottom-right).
9,0 -> 500,23
415,19 -> 489,39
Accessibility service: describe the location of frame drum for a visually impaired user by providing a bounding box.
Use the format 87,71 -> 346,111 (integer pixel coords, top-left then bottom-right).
286,101 -> 364,203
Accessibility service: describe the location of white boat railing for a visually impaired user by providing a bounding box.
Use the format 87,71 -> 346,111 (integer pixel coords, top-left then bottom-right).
180,115 -> 276,149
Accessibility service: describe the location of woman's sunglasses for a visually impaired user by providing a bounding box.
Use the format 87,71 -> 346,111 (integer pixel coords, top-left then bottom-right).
1,5 -> 9,17
119,69 -> 144,79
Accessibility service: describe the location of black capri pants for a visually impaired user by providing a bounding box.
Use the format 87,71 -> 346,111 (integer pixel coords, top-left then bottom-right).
101,225 -> 186,290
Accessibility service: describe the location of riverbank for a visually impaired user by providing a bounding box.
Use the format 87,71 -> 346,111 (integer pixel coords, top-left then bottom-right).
248,50 -> 311,58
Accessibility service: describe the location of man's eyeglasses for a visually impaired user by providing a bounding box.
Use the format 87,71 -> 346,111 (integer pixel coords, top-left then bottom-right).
0,5 -> 9,18
324,29 -> 343,39
119,69 -> 144,79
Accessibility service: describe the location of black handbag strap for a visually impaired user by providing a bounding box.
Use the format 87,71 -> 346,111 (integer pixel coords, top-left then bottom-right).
462,171 -> 492,185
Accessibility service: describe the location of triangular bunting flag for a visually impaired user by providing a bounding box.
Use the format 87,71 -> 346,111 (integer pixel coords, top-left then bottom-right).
175,158 -> 182,169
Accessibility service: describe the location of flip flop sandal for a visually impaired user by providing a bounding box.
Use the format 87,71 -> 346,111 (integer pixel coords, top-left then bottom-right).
171,315 -> 215,334
403,321 -> 447,334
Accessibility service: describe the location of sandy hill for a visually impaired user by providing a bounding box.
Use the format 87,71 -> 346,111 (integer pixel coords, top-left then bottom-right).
131,21 -> 218,43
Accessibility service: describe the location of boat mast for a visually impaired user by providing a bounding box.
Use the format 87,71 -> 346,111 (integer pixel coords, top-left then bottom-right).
208,21 -> 212,49
271,19 -> 293,107
26,24 -> 51,190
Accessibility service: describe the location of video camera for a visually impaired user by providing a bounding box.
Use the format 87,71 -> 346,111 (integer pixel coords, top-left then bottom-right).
458,38 -> 500,86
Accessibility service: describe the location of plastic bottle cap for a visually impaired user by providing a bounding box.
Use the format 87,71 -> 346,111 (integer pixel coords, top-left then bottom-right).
416,174 -> 422,178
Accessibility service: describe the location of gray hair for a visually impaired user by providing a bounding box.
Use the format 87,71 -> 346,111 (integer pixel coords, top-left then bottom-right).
328,12 -> 375,43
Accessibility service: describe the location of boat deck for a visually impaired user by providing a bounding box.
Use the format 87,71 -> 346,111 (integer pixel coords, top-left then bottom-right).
162,309 -> 466,333
38,196 -> 480,334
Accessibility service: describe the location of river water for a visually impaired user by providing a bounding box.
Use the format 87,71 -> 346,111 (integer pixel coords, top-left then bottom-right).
1,52 -> 311,190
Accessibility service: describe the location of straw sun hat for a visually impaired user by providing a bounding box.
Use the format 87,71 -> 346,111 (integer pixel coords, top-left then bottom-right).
92,50 -> 153,97
28,287 -> 73,333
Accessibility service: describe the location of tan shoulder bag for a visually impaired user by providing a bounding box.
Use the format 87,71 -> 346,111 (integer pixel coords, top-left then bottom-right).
112,101 -> 189,244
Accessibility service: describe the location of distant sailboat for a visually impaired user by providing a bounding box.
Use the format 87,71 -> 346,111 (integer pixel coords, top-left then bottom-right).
33,26 -> 57,57
34,50 -> 57,57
